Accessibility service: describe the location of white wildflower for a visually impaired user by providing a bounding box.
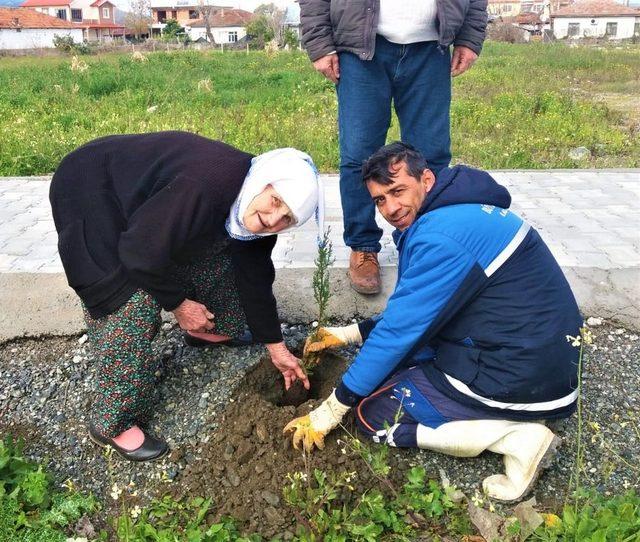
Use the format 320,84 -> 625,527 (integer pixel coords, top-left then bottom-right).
471,491 -> 484,507
110,483 -> 122,501
566,335 -> 581,347
130,505 -> 142,519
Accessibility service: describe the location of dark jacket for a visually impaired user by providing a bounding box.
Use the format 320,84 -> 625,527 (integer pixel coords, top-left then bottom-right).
337,166 -> 582,420
299,0 -> 488,62
50,131 -> 282,343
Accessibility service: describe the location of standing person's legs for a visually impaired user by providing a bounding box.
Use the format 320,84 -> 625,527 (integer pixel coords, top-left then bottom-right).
85,290 -> 163,444
337,38 -> 399,294
393,42 -> 452,174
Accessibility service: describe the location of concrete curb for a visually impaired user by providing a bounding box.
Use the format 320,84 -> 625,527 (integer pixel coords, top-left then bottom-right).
1,264 -> 638,343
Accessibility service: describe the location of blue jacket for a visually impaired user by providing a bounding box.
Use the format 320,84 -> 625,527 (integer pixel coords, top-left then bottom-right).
337,166 -> 582,420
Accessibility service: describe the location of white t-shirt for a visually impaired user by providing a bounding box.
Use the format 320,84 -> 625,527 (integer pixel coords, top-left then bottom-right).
377,0 -> 439,44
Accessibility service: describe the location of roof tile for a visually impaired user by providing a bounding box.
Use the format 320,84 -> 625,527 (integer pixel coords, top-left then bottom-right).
553,0 -> 640,17
0,7 -> 78,28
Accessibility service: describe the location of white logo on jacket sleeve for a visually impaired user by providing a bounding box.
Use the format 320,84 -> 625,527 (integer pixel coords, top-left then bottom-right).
481,204 -> 495,214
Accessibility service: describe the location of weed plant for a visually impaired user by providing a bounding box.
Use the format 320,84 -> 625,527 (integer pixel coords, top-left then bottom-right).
0,436 -> 97,541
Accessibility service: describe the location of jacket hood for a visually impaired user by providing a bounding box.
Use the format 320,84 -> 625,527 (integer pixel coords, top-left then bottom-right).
419,165 -> 512,216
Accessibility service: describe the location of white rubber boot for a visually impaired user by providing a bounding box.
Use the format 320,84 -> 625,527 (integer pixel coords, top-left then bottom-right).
483,422 -> 561,502
416,420 -> 560,501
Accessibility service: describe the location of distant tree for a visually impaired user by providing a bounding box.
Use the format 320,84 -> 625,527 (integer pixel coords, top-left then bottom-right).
197,0 -> 216,43
125,0 -> 152,40
246,14 -> 274,48
163,19 -> 185,40
254,2 -> 285,44
282,27 -> 299,49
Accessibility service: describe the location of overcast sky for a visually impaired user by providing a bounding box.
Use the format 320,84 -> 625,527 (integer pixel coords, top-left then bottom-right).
109,0 -> 295,10
235,0 -> 293,10
106,0 -> 640,15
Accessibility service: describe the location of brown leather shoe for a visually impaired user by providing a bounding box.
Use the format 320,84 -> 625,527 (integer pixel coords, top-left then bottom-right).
349,250 -> 381,294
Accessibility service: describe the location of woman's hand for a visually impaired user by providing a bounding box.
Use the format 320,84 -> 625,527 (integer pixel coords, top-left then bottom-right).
266,342 -> 310,391
172,299 -> 214,333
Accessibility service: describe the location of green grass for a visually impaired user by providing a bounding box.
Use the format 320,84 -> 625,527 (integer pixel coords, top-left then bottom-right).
0,42 -> 639,176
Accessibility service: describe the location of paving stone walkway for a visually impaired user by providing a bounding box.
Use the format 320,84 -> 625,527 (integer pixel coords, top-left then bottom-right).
1,170 -> 638,273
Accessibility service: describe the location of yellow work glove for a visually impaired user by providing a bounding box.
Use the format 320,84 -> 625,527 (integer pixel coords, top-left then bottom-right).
303,324 -> 363,356
283,390 -> 351,453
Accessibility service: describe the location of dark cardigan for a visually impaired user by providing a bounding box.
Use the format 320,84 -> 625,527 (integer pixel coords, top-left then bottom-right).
49,131 -> 282,343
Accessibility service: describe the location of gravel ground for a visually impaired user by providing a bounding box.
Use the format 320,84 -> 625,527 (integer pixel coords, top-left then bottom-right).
0,318 -> 638,515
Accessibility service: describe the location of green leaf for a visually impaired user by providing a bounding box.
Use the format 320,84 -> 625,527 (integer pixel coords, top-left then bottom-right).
406,467 -> 425,486
563,506 -> 577,529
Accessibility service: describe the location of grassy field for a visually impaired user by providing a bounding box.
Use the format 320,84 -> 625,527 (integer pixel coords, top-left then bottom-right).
0,42 -> 639,175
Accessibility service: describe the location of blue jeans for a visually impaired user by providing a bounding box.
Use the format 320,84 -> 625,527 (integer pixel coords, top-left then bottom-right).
337,35 -> 452,252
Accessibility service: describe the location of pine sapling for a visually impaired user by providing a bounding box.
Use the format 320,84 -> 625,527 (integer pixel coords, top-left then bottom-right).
302,228 -> 334,371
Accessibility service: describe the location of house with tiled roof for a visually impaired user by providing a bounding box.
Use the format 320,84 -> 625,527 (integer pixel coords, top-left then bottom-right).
487,0 -> 523,18
182,8 -> 253,43
0,6 -> 83,48
148,0 -> 231,35
551,0 -> 640,38
20,0 -> 124,41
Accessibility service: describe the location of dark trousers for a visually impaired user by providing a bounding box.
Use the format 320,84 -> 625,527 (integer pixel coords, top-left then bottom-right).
355,366 -> 500,448
84,245 -> 246,437
337,35 -> 452,252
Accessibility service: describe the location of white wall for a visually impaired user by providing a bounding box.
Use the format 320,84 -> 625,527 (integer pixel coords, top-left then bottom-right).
34,5 -> 71,19
553,16 -> 637,39
186,24 -> 245,43
0,28 -> 84,49
149,0 -> 232,9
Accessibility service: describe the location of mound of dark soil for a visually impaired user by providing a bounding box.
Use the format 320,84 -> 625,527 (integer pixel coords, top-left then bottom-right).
174,353 -> 418,538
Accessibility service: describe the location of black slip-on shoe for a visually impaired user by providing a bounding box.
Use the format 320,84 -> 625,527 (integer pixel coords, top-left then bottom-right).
89,424 -> 168,462
183,329 -> 254,348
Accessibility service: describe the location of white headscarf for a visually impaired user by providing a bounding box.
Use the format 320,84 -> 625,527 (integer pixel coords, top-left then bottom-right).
226,148 -> 325,241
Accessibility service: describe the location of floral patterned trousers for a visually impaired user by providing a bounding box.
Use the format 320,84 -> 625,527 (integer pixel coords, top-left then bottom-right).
84,244 -> 246,437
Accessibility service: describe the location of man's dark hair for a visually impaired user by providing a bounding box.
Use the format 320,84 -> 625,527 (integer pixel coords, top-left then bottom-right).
362,141 -> 429,185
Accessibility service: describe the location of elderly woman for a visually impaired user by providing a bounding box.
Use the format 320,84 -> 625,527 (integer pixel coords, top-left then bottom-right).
50,131 -> 321,462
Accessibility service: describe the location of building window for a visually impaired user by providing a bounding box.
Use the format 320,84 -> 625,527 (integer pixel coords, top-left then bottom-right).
56,9 -> 67,20
605,22 -> 617,37
157,10 -> 166,22
504,4 -> 512,12
228,30 -> 238,42
189,9 -> 198,19
102,7 -> 110,18
71,8 -> 82,21
567,22 -> 580,37
171,10 -> 177,18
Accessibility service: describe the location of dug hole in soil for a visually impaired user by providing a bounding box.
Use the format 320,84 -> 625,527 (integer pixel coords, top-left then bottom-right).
173,352 -> 414,538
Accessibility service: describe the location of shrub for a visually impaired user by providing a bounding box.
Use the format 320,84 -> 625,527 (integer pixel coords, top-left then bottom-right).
487,22 -> 529,43
53,34 -> 91,55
